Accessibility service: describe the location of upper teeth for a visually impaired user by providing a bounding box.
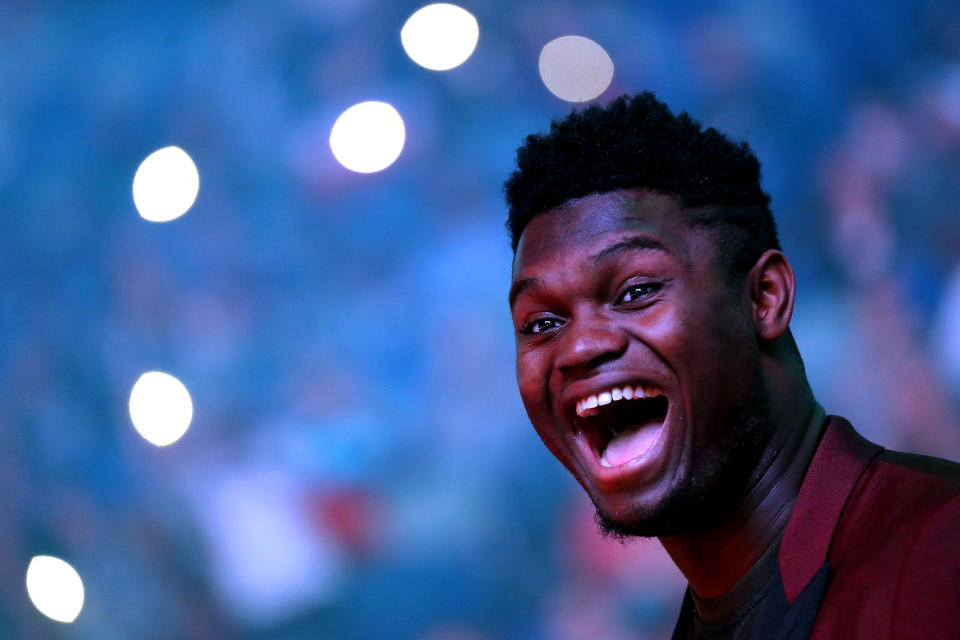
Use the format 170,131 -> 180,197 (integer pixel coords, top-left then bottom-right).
575,385 -> 663,417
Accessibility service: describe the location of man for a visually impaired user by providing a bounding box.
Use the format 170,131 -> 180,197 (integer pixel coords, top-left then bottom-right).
505,93 -> 960,639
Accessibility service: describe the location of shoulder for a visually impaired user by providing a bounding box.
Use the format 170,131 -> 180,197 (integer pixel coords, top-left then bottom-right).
853,449 -> 960,524
837,447 -> 960,549
874,448 -> 960,483
807,419 -> 960,562
890,491 -> 960,638
830,448 -> 960,637
781,417 -> 960,637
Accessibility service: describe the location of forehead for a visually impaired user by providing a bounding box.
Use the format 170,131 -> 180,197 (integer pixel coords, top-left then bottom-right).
512,188 -> 701,279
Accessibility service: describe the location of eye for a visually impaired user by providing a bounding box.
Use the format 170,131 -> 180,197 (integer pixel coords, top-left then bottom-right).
520,316 -> 565,335
616,282 -> 662,305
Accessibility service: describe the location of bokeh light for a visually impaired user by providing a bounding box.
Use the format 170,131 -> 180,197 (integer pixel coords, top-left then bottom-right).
401,3 -> 479,71
538,35 -> 615,102
25,556 -> 85,623
128,371 -> 194,447
329,101 -> 406,173
132,146 -> 200,222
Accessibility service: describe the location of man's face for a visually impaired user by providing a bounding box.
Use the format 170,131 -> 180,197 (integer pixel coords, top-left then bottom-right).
510,188 -> 772,537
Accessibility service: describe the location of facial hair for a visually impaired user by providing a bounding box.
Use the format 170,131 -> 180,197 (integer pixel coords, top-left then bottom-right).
593,363 -> 774,541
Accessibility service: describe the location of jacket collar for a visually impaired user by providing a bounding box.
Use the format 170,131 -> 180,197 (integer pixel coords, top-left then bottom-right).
778,415 -> 882,603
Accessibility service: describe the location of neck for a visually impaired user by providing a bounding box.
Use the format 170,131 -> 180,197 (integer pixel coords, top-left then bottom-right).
659,371 -> 820,599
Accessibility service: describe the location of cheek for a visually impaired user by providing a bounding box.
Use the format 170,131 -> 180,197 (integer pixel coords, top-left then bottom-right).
644,289 -> 745,357
638,303 -> 682,340
627,301 -> 693,356
516,350 -> 548,406
515,351 -> 573,461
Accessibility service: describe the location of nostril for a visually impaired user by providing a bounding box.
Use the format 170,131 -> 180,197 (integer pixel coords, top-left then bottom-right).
557,326 -> 629,372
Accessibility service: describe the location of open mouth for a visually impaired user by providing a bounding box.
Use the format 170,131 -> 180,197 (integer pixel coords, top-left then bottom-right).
573,385 -> 669,468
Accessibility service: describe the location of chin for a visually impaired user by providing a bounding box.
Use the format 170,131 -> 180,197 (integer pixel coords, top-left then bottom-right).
591,404 -> 775,540
590,481 -> 705,540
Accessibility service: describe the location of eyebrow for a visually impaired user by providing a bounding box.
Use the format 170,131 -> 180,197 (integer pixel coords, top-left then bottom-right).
509,235 -> 671,309
509,277 -> 540,309
590,235 -> 671,264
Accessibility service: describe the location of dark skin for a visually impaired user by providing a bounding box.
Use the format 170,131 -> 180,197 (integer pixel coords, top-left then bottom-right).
510,188 -> 819,599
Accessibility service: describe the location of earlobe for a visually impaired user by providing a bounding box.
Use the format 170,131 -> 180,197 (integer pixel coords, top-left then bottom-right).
748,250 -> 796,342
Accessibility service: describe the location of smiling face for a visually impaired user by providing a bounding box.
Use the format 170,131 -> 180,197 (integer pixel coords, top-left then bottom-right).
510,188 -> 774,538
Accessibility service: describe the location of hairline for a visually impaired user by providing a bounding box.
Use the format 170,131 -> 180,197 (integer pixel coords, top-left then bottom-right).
510,190 -> 769,288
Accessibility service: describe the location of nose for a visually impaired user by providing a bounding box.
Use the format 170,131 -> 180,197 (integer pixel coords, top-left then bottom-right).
556,315 -> 629,373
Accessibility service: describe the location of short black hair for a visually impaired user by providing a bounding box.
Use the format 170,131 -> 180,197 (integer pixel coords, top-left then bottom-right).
504,92 -> 780,280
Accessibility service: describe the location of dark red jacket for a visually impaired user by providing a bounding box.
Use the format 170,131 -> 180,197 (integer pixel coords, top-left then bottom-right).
781,416 -> 960,639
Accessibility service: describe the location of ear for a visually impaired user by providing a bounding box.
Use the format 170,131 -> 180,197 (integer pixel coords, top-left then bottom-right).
746,250 -> 795,342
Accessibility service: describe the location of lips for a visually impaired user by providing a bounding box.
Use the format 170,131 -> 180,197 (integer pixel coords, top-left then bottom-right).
575,383 -> 665,417
561,377 -> 671,482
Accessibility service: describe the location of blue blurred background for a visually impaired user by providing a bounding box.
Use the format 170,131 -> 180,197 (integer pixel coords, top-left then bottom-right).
2,1 -> 960,638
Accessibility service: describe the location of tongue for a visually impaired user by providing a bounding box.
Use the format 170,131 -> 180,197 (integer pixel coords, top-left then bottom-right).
601,417 -> 664,467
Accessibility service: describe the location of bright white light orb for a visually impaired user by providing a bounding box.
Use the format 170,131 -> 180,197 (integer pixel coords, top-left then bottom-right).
538,35 -> 615,102
401,3 -> 479,71
329,101 -> 406,173
132,146 -> 200,222
26,556 -> 85,623
128,371 -> 194,447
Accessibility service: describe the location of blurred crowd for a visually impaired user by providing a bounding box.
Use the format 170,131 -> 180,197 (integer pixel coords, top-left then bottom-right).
1,1 -> 959,638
